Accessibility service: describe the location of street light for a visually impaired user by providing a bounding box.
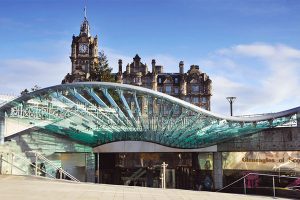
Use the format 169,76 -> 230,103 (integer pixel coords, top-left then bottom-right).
226,97 -> 236,116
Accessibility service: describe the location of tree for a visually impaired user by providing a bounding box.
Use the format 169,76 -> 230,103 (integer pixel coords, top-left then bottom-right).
31,85 -> 41,92
20,89 -> 29,96
90,50 -> 115,82
20,85 -> 41,95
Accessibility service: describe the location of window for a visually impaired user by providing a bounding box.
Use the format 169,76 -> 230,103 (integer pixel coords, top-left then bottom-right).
175,77 -> 178,83
185,97 -> 189,102
193,97 -> 199,103
158,78 -> 162,84
134,77 -> 141,84
158,87 -> 163,92
174,87 -> 179,94
202,97 -> 207,103
165,86 -> 172,94
192,85 -> 199,93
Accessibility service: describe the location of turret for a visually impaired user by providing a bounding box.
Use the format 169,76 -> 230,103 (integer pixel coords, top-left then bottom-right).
80,6 -> 90,36
71,43 -> 76,58
133,54 -> 141,67
93,36 -> 98,57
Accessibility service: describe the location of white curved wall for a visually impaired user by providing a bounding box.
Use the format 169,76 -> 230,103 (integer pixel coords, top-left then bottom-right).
93,141 -> 217,153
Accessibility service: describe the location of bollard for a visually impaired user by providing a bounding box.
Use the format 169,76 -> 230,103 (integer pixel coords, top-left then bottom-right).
273,176 -> 276,198
243,177 -> 246,194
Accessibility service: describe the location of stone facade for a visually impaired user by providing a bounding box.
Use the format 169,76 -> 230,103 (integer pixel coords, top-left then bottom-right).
62,14 -> 212,110
117,55 -> 212,110
217,127 -> 300,151
62,15 -> 99,83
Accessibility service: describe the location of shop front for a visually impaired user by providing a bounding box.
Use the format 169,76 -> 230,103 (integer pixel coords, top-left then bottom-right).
222,151 -> 300,196
95,152 -> 214,190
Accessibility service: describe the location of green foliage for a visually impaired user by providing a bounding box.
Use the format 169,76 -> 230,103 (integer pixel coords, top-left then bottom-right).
20,85 -> 40,95
90,51 -> 115,82
20,89 -> 29,95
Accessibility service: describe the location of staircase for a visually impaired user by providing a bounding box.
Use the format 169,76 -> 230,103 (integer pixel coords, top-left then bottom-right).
0,140 -> 80,182
124,168 -> 147,185
0,140 -> 31,175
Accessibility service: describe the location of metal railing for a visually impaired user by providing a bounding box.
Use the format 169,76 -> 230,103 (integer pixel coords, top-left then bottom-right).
0,151 -> 51,178
217,172 -> 300,198
26,151 -> 80,182
0,151 -> 80,182
0,154 -> 27,174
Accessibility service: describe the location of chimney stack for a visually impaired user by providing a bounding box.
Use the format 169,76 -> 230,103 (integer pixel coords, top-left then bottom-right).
179,61 -> 184,74
118,59 -> 122,74
152,59 -> 156,74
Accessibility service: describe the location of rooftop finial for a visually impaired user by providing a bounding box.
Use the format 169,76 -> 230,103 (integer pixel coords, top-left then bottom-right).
84,7 -> 86,18
79,0 -> 90,36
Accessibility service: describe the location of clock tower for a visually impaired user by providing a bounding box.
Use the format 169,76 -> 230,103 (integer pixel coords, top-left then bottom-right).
62,8 -> 99,83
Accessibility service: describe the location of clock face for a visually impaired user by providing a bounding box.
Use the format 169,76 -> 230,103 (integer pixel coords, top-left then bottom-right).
79,43 -> 88,54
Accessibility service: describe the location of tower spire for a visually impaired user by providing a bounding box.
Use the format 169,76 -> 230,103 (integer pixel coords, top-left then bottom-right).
80,0 -> 90,36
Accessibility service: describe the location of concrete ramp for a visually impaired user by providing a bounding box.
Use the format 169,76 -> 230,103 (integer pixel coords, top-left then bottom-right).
0,175 -> 289,200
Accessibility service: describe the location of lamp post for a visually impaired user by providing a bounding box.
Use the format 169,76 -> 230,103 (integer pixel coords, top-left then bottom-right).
226,97 -> 236,116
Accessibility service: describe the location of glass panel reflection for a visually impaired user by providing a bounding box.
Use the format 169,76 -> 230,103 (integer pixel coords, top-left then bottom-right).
97,152 -> 213,190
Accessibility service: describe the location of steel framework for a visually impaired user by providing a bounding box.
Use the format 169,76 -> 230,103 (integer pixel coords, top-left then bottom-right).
0,82 -> 299,148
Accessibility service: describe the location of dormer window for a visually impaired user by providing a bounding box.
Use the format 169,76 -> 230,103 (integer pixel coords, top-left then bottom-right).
158,78 -> 162,84
175,77 -> 178,83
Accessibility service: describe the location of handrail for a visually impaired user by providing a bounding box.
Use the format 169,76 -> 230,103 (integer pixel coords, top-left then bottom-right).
1,151 -> 56,179
26,151 -> 80,182
1,151 -> 79,181
37,153 -> 79,182
35,152 -> 80,182
217,172 -> 300,196
0,154 -> 27,174
11,152 -> 56,179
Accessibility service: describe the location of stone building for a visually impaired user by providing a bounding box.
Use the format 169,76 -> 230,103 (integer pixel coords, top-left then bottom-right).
62,11 -> 212,110
116,55 -> 212,110
62,13 -> 99,83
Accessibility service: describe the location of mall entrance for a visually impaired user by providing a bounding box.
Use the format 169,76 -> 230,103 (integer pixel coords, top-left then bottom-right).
95,152 -> 213,190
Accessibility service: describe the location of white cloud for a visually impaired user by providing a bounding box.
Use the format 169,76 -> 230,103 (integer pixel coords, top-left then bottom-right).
202,43 -> 300,115
219,43 -> 300,60
0,58 -> 69,95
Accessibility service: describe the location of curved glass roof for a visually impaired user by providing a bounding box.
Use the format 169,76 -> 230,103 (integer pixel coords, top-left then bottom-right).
0,82 -> 299,149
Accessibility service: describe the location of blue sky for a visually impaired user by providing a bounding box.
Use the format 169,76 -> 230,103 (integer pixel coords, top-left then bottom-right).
0,0 -> 300,115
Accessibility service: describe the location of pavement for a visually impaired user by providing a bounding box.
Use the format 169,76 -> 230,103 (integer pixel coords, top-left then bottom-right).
0,175 -> 290,200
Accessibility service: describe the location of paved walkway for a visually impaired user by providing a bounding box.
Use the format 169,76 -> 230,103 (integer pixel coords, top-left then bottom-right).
0,175 -> 289,200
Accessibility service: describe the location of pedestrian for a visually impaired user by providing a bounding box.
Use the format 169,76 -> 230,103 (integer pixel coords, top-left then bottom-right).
39,163 -> 46,177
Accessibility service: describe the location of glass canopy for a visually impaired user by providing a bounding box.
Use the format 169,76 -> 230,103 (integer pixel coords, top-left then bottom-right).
0,82 -> 299,149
